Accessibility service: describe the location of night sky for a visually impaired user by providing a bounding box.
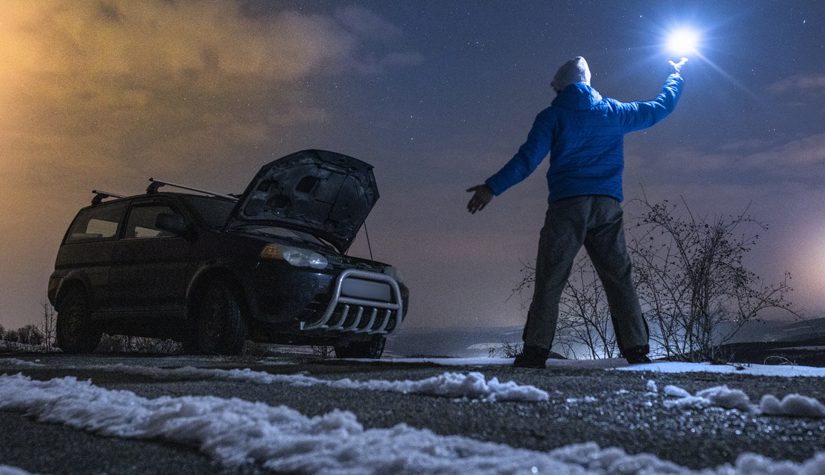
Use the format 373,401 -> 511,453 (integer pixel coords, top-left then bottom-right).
1,1 -> 824,332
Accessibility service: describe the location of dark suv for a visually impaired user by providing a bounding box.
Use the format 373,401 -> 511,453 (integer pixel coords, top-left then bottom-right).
48,150 -> 408,357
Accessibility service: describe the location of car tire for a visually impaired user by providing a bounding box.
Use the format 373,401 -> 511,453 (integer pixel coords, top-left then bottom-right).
180,330 -> 199,355
56,290 -> 101,354
195,280 -> 248,355
334,336 -> 386,359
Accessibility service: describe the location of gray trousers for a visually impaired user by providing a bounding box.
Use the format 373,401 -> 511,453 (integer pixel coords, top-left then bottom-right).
523,195 -> 649,355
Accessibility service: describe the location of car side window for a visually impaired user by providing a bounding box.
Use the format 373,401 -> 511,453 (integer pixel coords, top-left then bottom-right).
124,204 -> 182,239
64,203 -> 127,243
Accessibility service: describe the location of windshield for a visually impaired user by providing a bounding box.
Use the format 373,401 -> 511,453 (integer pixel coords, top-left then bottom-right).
180,195 -> 236,229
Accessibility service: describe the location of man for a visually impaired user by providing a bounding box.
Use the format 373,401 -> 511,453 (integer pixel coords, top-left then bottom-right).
467,56 -> 687,368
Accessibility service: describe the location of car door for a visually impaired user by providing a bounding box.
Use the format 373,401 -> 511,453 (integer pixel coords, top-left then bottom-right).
108,198 -> 195,317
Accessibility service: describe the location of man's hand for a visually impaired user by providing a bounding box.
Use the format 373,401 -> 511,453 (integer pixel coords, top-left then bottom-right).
669,57 -> 688,74
466,184 -> 493,214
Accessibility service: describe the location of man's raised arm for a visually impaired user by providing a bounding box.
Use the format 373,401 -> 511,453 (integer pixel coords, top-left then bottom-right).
615,58 -> 687,133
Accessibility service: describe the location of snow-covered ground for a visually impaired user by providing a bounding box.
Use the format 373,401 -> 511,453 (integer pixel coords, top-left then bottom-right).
373,356 -> 825,377
367,356 -> 626,368
0,359 -> 547,402
5,356 -> 825,472
97,364 -> 550,402
6,354 -> 825,377
617,360 -> 825,377
1,373 -> 824,474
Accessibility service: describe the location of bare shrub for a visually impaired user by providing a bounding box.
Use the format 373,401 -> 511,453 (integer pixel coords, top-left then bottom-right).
96,334 -> 181,354
627,196 -> 796,361
560,260 -> 618,359
16,324 -> 44,346
3,329 -> 19,342
513,258 -> 616,359
488,341 -> 523,358
41,298 -> 57,351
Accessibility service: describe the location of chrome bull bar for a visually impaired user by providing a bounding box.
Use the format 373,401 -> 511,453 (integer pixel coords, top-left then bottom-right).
300,269 -> 404,334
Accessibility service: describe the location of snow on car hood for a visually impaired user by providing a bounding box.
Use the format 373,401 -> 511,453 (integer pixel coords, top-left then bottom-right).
229,149 -> 379,253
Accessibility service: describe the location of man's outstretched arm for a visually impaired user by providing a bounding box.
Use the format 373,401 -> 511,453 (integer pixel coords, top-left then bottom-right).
466,109 -> 555,213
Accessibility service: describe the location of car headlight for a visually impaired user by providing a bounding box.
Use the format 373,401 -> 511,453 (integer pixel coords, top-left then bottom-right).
383,265 -> 403,283
260,244 -> 328,270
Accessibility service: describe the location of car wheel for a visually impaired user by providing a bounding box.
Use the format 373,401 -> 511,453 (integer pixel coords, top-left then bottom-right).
180,329 -> 199,355
56,290 -> 101,354
334,336 -> 386,359
195,280 -> 248,355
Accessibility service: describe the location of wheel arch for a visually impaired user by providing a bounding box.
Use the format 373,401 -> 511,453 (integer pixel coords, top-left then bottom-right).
185,266 -> 253,324
54,275 -> 91,311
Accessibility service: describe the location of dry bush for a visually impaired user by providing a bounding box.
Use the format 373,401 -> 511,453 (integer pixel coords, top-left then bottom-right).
96,334 -> 182,354
627,197 -> 796,360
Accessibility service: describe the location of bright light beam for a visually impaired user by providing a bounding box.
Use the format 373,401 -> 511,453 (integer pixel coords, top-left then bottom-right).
666,28 -> 700,57
695,50 -> 760,100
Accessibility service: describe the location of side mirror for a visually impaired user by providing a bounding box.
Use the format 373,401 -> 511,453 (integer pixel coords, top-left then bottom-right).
155,213 -> 189,236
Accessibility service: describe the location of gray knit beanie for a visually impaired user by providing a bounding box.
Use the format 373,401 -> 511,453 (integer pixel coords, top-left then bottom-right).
551,56 -> 591,92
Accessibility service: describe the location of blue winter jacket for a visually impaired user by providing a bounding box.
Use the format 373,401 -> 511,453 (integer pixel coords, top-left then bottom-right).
485,73 -> 684,203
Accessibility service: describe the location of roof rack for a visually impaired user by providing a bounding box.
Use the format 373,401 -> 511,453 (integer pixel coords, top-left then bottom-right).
146,178 -> 239,202
91,190 -> 126,206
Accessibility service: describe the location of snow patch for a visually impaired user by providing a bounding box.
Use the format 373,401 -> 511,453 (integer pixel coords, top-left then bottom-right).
618,361 -> 825,378
3,374 -> 825,474
664,385 -> 753,412
82,364 -> 548,402
0,358 -> 42,368
565,396 -> 598,404
695,386 -> 752,412
0,466 -> 35,475
760,394 -> 825,418
663,385 -> 691,398
646,379 -> 658,394
661,383 -> 825,418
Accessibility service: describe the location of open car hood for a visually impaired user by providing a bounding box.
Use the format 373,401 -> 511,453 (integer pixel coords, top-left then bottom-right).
228,149 -> 379,253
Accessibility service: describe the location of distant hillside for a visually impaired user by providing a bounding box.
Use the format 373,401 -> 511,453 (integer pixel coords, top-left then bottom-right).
386,326 -> 523,357
388,317 -> 825,358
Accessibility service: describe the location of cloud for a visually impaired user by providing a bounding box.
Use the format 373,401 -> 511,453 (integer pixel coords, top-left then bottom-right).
0,0 -> 421,328
768,73 -> 825,95
746,133 -> 825,172
335,5 -> 403,41
0,1 -> 420,191
632,133 -> 825,187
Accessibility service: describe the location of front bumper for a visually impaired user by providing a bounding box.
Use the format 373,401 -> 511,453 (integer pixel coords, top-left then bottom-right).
250,263 -> 406,338
300,269 -> 404,335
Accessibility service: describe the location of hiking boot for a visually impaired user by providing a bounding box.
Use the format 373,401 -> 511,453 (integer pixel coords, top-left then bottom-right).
513,345 -> 549,369
624,346 -> 652,365
626,354 -> 652,364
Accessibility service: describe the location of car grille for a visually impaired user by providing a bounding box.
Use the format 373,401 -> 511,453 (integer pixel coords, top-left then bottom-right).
299,269 -> 403,335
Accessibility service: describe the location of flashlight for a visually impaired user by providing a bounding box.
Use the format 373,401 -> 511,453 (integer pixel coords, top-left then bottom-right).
666,28 -> 700,57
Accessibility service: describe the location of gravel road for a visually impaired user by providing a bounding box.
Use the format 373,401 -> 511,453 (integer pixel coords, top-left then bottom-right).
1,354 -> 824,474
